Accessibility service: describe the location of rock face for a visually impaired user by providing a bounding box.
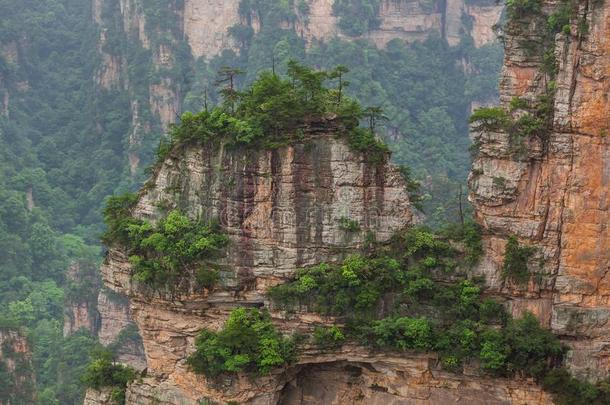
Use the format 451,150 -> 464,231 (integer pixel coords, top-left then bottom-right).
97,289 -> 147,371
63,261 -> 101,336
99,120 -> 555,404
0,328 -> 36,405
179,0 -> 504,55
470,0 -> 610,381
83,387 -> 114,405
183,0 -> 241,58
61,259 -> 147,371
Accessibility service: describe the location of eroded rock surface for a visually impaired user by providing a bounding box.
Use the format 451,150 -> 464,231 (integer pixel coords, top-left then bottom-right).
97,118 -> 562,404
63,261 -> 100,336
470,0 -> 610,381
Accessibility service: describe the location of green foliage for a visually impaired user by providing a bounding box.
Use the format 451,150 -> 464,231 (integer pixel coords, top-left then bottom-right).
546,0 -> 578,35
502,236 -> 537,284
338,217 -> 361,233
0,329 -> 36,404
440,221 -> 483,267
269,255 -> 401,315
186,308 -> 297,377
30,327 -> 100,405
117,210 -> 228,290
479,313 -> 564,377
543,368 -> 610,405
82,349 -> 136,405
469,107 -> 510,132
269,225 -> 482,318
471,96 -> 552,159
313,326 -> 346,349
372,317 -> 433,351
506,0 -> 542,20
101,193 -> 139,247
159,63 -> 389,163
398,165 -> 424,211
332,0 -> 381,36
509,97 -> 529,111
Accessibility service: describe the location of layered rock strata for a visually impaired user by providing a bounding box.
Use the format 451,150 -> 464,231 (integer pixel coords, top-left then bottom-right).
93,119 -> 557,404
470,0 -> 610,381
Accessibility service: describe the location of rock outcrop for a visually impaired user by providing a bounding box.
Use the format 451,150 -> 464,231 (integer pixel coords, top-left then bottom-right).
63,261 -> 101,336
470,0 -> 610,382
62,259 -> 147,371
83,387 -> 114,405
95,118 -> 561,404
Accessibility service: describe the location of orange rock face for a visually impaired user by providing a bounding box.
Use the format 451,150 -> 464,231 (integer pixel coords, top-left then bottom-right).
470,0 -> 610,381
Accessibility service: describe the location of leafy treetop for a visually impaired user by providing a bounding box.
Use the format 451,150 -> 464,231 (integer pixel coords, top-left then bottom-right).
186,307 -> 298,377
157,62 -> 389,163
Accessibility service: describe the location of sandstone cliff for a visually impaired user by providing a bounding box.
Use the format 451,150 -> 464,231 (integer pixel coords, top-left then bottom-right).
88,117 -> 563,404
470,0 -> 610,382
63,262 -> 101,336
181,0 -> 503,56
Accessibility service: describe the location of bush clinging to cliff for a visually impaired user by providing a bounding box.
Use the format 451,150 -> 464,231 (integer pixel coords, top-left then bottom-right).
186,308 -> 298,377
126,211 -> 228,290
268,223 -> 567,380
82,349 -> 136,405
102,204 -> 228,291
502,235 -> 537,284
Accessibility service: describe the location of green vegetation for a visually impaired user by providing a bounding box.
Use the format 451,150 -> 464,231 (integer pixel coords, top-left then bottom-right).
313,326 -> 346,349
186,308 -> 298,377
338,217 -> 361,233
269,225 -> 483,319
502,236 -> 537,284
158,62 -> 390,164
82,349 -> 136,405
0,331 -> 36,404
332,0 -> 381,36
267,224 -> 569,383
542,368 -> 610,405
103,203 -> 228,291
469,107 -> 510,132
398,165 -> 425,211
470,98 -> 551,158
0,0 -> 145,401
101,193 -> 140,247
506,0 -> 542,20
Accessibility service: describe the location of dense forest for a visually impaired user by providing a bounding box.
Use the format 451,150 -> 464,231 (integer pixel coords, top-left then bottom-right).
0,0 -> 502,403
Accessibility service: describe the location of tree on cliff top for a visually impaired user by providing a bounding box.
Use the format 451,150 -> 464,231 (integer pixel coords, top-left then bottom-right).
157,61 -> 388,162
